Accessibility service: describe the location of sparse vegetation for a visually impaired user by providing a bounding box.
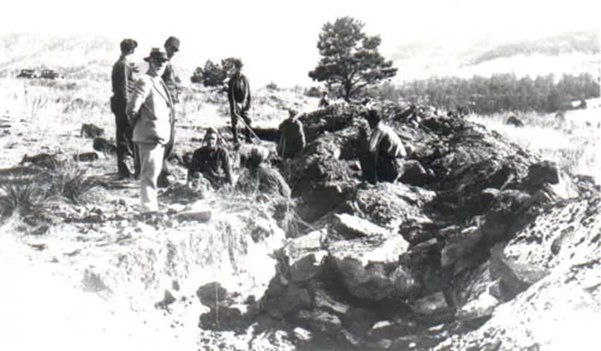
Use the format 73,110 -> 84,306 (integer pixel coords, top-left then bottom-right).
304,86 -> 323,98
0,182 -> 48,218
265,82 -> 278,91
192,57 -> 239,88
469,109 -> 601,178
48,161 -> 105,205
369,73 -> 600,114
0,161 -> 104,220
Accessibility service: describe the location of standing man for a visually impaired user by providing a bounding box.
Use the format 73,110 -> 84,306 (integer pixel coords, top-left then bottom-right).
227,59 -> 252,145
111,38 -> 138,179
277,109 -> 306,159
127,48 -> 174,214
158,36 -> 181,187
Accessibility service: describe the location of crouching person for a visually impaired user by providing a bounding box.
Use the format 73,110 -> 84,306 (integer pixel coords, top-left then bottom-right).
363,108 -> 430,185
236,145 -> 291,199
187,128 -> 233,190
127,48 -> 174,214
363,108 -> 408,183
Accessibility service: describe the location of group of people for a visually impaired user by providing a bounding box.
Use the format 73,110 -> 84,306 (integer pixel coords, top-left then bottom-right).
110,36 -> 282,215
110,36 -> 413,216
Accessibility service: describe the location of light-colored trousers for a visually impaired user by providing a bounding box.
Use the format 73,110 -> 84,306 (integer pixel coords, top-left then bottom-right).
136,142 -> 165,213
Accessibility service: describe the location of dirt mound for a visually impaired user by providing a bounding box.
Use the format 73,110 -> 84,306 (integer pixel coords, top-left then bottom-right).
236,102 -> 597,349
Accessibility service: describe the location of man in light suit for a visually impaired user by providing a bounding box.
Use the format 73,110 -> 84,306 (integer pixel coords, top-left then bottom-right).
126,48 -> 174,214
157,36 -> 181,187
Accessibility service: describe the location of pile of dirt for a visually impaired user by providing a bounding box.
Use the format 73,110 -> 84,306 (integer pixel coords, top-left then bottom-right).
196,101 -> 599,350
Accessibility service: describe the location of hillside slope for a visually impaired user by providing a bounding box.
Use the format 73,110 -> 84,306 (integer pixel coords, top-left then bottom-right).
391,30 -> 600,81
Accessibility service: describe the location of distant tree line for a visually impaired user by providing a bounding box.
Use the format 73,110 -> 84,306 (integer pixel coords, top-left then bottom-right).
369,73 -> 600,114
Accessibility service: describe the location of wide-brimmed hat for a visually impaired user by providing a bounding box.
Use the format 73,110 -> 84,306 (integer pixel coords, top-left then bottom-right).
144,48 -> 169,62
120,38 -> 138,53
164,36 -> 180,52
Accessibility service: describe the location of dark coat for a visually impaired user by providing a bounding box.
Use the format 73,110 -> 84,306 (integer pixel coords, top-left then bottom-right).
161,62 -> 180,104
227,73 -> 251,111
187,146 -> 233,187
277,118 -> 306,159
111,55 -> 135,103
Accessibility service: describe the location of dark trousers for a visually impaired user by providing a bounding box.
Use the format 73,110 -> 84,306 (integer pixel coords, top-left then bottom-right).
113,102 -> 137,177
362,153 -> 402,183
230,105 -> 252,143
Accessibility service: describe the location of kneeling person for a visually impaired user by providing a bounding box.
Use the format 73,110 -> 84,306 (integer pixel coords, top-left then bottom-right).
364,108 -> 407,183
236,146 -> 291,198
187,128 -> 233,189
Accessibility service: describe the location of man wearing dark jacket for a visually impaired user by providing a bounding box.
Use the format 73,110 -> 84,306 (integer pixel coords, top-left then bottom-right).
277,110 -> 306,159
227,59 -> 252,145
187,128 -> 233,189
111,38 -> 138,179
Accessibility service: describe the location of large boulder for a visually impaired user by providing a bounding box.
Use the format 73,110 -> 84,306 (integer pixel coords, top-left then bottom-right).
331,213 -> 389,239
281,229 -> 328,284
346,182 -> 436,229
327,234 -> 410,301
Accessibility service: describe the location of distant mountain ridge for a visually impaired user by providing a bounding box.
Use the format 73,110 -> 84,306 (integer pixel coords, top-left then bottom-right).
0,33 -> 116,80
1,31 -> 599,85
468,30 -> 599,65
389,29 -> 600,81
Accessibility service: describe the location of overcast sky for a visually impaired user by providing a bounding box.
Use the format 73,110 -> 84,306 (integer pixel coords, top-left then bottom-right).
1,0 -> 598,87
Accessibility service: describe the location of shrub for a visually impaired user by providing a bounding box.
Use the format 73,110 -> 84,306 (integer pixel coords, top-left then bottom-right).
197,60 -> 227,87
304,86 -> 323,98
265,82 -> 278,90
48,161 -> 105,205
0,161 -> 104,220
0,182 -> 48,218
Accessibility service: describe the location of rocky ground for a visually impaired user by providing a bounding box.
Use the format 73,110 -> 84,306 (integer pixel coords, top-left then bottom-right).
1,85 -> 600,350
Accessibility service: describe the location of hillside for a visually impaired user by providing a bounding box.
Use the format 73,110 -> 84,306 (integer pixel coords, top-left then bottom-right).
1,82 -> 600,350
0,33 -> 116,80
390,29 -> 600,81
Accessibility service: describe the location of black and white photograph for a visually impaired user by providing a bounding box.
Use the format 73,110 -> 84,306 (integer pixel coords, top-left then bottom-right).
0,0 -> 599,350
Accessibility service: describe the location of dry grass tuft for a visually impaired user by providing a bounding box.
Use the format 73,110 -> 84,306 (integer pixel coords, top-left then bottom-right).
0,161 -> 104,221
0,182 -> 48,218
470,110 -> 601,183
48,161 -> 105,205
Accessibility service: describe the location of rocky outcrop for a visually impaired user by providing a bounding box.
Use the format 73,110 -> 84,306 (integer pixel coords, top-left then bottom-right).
246,102 -> 597,349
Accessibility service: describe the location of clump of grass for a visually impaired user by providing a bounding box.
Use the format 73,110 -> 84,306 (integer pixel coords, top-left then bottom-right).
0,161 -> 104,221
0,182 -> 49,218
48,161 -> 105,205
24,92 -> 49,120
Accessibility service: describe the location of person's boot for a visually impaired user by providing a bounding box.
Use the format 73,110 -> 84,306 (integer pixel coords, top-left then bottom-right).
232,127 -> 240,146
157,170 -> 170,188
